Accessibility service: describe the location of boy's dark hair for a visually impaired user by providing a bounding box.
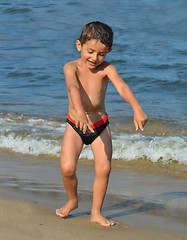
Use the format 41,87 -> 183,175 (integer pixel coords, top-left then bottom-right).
79,21 -> 113,49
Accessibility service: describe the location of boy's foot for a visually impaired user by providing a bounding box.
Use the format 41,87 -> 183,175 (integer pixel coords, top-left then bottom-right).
91,212 -> 115,227
56,200 -> 78,218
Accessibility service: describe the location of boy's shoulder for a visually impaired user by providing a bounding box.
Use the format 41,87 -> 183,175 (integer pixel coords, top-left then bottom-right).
102,61 -> 118,74
63,60 -> 79,72
98,61 -> 116,71
63,60 -> 117,76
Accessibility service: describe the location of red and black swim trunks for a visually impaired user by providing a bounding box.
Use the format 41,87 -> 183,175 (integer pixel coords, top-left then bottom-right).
66,113 -> 109,145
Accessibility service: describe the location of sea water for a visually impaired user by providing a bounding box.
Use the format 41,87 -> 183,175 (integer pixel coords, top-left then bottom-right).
0,0 -> 187,166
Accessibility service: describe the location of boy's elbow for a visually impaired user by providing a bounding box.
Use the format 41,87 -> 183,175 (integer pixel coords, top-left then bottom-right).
118,86 -> 123,97
69,85 -> 79,95
118,84 -> 127,97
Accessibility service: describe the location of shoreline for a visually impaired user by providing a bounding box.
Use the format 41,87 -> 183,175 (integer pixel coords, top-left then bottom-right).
80,158 -> 187,178
1,151 -> 187,239
1,148 -> 187,178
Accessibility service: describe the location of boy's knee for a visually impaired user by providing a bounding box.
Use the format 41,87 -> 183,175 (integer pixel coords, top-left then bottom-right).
96,163 -> 111,177
61,162 -> 76,177
104,164 -> 111,176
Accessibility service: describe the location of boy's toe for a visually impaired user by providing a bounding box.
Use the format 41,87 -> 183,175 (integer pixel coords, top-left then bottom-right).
56,209 -> 63,217
102,220 -> 115,227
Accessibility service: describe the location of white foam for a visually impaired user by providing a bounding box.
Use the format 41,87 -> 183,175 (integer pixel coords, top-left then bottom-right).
81,134 -> 187,165
0,134 -> 61,157
0,114 -> 186,164
0,114 -> 65,157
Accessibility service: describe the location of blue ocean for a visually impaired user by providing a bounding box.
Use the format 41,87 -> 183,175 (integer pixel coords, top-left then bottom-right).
0,0 -> 187,167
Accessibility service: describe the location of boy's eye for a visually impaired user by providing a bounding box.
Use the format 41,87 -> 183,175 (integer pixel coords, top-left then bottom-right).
88,51 -> 93,54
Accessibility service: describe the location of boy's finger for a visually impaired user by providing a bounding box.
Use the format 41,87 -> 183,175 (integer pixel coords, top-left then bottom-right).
139,122 -> 144,131
83,124 -> 87,134
79,122 -> 83,131
134,120 -> 138,131
88,124 -> 94,133
75,120 -> 79,128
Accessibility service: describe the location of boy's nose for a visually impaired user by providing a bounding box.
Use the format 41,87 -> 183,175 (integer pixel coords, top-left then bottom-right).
92,54 -> 98,61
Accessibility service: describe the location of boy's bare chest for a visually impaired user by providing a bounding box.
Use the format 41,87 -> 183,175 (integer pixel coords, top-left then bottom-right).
77,71 -> 108,94
76,71 -> 108,110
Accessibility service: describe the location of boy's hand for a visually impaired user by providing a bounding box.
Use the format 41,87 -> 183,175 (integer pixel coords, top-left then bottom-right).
75,112 -> 94,134
134,108 -> 148,131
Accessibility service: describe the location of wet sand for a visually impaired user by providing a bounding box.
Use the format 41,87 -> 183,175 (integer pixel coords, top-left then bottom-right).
0,151 -> 187,240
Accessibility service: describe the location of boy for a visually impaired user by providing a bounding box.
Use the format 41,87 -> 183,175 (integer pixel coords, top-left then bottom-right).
56,21 -> 148,227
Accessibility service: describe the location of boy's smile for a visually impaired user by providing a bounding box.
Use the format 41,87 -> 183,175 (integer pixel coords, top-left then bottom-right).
76,39 -> 111,70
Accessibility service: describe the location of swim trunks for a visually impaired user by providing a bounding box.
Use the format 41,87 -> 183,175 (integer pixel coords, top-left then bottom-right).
66,113 -> 109,145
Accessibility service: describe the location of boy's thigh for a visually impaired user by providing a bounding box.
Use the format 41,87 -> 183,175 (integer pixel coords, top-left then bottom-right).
61,123 -> 83,162
91,126 -> 112,163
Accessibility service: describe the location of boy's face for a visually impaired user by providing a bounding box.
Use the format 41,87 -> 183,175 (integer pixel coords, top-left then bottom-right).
76,39 -> 111,69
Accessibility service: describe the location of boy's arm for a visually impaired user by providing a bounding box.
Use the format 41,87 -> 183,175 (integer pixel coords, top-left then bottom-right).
107,65 -> 148,131
64,63 -> 94,133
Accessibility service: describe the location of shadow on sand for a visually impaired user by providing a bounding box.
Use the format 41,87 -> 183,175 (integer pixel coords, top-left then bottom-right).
65,191 -> 187,220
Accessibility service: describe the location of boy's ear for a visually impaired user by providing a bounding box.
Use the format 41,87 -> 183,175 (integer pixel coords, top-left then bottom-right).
76,40 -> 82,52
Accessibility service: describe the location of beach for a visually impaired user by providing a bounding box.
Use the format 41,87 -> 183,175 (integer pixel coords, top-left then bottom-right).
1,0 -> 187,239
0,198 -> 186,240
1,151 -> 187,240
